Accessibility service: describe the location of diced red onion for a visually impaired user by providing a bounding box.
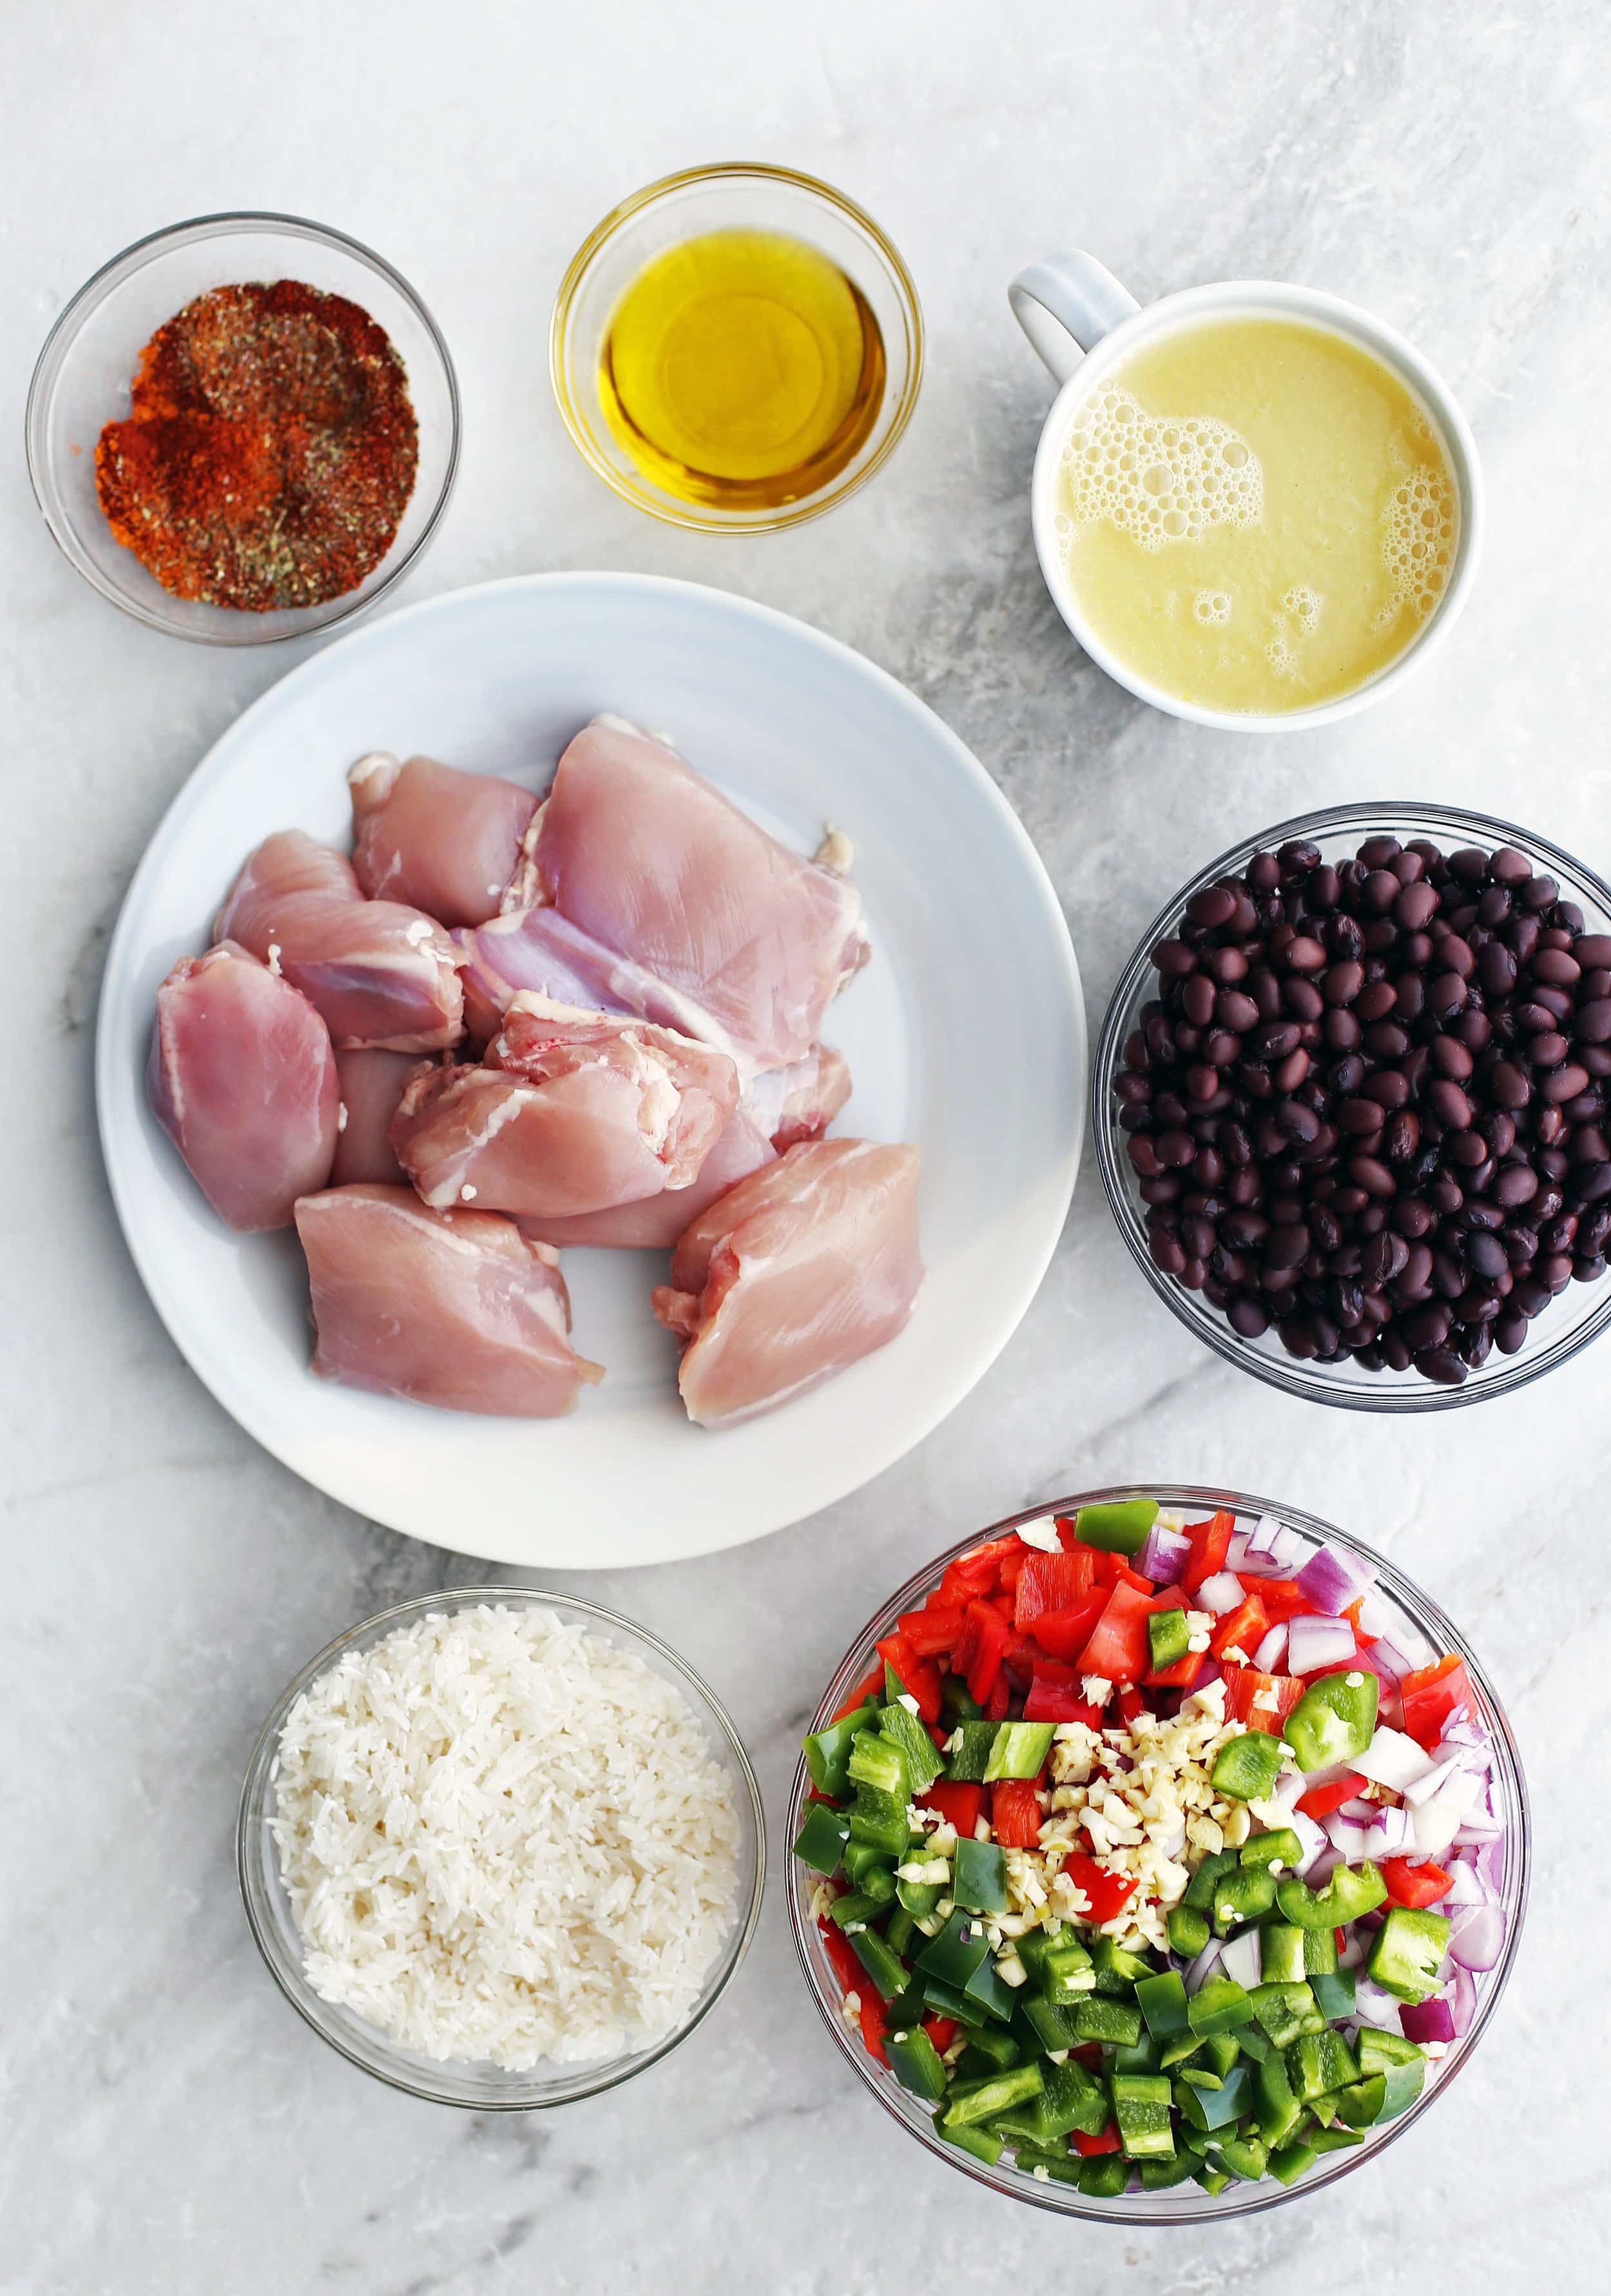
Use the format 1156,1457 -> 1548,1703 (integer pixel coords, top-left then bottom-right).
1467,1836 -> 1506,1895
1338,1798 -> 1376,1820
1353,1907 -> 1385,1934
1355,1592 -> 1396,1641
1403,1752 -> 1465,1807
1226,1531 -> 1254,1573
1441,1862 -> 1487,1906
1449,1961 -> 1477,2038
1355,1725 -> 1436,1793
1325,1813 -> 1374,1860
1286,1613 -> 1355,1675
1252,1622 -> 1288,1673
1196,1571 -> 1244,1617
1362,1805 -> 1411,1860
1246,1513 -> 1303,1570
1448,1903 -> 1505,1972
1365,1633 -> 1416,1684
1351,1976 -> 1405,2029
1337,1931 -> 1367,1970
1184,1939 -> 1222,1994
1291,1811 -> 1328,1874
1218,1927 -> 1262,1991
1138,1523 -> 1192,1585
1190,1659 -> 1224,1694
1295,1539 -> 1375,1617
1400,1995 -> 1456,2046
1304,1843 -> 1345,1894
1452,1818 -> 1503,1846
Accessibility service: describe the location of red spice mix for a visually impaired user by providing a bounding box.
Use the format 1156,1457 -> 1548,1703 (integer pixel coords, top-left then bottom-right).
95,280 -> 418,612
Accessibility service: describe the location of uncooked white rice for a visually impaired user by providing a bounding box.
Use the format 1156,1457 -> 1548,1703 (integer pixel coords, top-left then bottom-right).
269,1603 -> 742,2067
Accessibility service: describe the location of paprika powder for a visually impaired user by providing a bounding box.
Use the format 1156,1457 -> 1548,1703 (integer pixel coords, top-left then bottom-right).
95,280 -> 418,612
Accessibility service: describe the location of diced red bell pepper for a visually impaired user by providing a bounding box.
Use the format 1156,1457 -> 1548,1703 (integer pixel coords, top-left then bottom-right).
1077,1581 -> 1155,1686
1255,1578 -> 1311,1622
831,1663 -> 885,1724
1382,1856 -> 1454,1909
1210,1593 -> 1269,1664
991,1778 -> 1043,1849
1027,1592 -> 1110,1662
1071,2121 -> 1122,2157
1145,1650 -> 1204,1689
898,1604 -> 965,1657
984,1671 -> 1010,1720
996,1544 -> 1028,1595
954,1599 -> 1010,1705
1023,1661 -> 1105,1727
1061,1851 -> 1137,1926
1015,1549 -> 1098,1631
875,1630 -> 941,1724
919,1780 -> 985,1836
1182,1508 -> 1235,1594
818,1916 -> 862,1998
938,1544 -> 1006,1608
1400,1655 -> 1472,1748
1222,1668 -> 1302,1726
1116,1686 -> 1146,1724
1296,1770 -> 1365,1819
858,1984 -> 890,2063
923,2014 -> 958,2054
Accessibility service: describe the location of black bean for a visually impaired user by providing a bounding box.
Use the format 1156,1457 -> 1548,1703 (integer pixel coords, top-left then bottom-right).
1416,1345 -> 1467,1385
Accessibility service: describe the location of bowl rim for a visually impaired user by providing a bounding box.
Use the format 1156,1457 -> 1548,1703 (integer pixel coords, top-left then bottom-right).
25,208 -> 462,648
237,1583 -> 767,2108
1092,797 -> 1611,1410
548,159 -> 925,534
786,1483 -> 1530,2221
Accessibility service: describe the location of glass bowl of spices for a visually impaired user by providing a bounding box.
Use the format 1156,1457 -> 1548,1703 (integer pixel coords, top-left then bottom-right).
550,162 -> 923,533
1092,801 -> 1611,1410
26,211 -> 459,645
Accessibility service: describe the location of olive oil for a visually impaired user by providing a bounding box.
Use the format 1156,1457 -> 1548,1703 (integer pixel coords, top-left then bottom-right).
1056,317 -> 1459,714
599,229 -> 885,510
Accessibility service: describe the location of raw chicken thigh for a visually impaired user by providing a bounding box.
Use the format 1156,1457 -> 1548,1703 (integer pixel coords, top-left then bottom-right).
518,1105 -> 778,1251
652,1139 -> 922,1426
349,752 -> 536,927
213,828 -> 360,941
516,717 -> 869,1073
215,829 -> 464,1053
295,1185 -> 602,1417
331,1047 -> 420,1186
745,1044 -> 853,1149
455,904 -> 725,1049
149,940 -> 339,1231
389,997 -> 740,1219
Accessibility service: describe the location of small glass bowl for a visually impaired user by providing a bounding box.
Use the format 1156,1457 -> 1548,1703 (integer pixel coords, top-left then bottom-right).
26,211 -> 460,645
1094,801 -> 1611,1410
238,1587 -> 765,2108
550,162 -> 923,533
787,1485 -> 1529,2222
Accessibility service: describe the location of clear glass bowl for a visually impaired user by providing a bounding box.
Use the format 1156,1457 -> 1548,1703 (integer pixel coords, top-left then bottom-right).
239,1588 -> 765,2108
550,162 -> 923,532
1093,801 -> 1611,1409
26,211 -> 460,645
786,1485 -> 1529,2222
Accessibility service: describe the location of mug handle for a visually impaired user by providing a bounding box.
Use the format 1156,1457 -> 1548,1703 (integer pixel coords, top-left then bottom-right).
1008,252 -> 1140,385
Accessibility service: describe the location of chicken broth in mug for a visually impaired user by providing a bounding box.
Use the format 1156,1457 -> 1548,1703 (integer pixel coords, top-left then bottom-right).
1054,316 -> 1459,714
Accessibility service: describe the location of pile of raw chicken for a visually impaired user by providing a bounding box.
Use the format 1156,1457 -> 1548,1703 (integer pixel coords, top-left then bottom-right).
148,717 -> 923,1425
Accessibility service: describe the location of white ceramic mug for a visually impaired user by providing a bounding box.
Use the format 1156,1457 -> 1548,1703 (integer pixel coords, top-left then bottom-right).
1008,252 -> 1485,732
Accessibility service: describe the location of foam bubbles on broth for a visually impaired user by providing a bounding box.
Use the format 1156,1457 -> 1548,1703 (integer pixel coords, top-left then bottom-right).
1061,379 -> 1263,551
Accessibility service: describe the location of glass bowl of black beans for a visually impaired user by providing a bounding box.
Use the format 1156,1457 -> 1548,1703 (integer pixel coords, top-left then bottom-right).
1094,803 -> 1611,1408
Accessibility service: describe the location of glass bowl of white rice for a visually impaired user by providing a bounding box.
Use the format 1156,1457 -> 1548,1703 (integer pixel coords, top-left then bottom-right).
237,1588 -> 766,2107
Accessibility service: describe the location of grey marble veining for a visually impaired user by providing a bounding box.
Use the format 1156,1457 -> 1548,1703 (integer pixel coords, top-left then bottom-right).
4,2 -> 1609,2290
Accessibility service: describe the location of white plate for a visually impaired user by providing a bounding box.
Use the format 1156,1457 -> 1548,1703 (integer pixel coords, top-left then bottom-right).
97,574 -> 1084,1566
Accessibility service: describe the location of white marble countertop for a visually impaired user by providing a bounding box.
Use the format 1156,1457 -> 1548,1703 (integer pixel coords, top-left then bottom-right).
6,2 -> 1608,2288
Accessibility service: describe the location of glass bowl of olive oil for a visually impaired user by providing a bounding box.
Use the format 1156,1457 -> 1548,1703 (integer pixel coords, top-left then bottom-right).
551,163 -> 923,532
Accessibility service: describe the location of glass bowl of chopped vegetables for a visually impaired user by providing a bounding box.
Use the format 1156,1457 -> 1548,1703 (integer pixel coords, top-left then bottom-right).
1092,802 -> 1611,1410
786,1486 -> 1527,2219
26,211 -> 460,645
238,1587 -> 766,2108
